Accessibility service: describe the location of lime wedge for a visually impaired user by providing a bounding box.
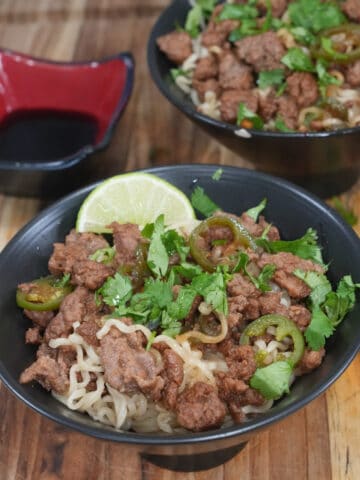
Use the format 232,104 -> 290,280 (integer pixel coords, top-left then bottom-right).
76,172 -> 196,233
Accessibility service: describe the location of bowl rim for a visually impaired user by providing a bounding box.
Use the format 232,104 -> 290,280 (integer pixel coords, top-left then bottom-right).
0,49 -> 135,172
0,164 -> 360,446
147,0 -> 360,140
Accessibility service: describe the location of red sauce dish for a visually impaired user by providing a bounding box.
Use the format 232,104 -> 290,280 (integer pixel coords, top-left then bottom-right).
0,49 -> 134,197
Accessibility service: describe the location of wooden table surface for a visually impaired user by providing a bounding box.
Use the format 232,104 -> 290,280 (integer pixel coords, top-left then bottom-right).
0,1 -> 359,479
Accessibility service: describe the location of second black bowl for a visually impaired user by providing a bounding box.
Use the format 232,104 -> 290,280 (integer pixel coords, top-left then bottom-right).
147,0 -> 360,198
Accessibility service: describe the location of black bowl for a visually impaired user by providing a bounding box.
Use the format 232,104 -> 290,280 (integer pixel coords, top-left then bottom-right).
147,0 -> 360,198
0,165 -> 359,472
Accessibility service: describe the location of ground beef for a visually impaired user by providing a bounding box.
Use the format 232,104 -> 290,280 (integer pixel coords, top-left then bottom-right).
258,89 -> 278,122
110,222 -> 143,268
192,78 -> 221,102
100,326 -> 164,400
236,31 -> 286,72
193,55 -> 218,81
202,5 -> 239,48
25,327 -> 42,344
221,344 -> 257,381
48,230 -> 108,276
220,89 -> 258,123
23,309 -> 55,328
175,382 -> 226,432
71,259 -> 114,290
44,286 -> 102,341
156,31 -> 193,65
345,59 -> 360,87
276,95 -> 299,130
288,304 -> 311,331
239,212 -> 280,240
258,291 -> 288,316
159,348 -> 184,410
297,348 -> 325,374
342,0 -> 360,22
75,319 -> 100,347
20,355 -> 69,394
227,273 -> 259,298
286,72 -> 319,108
218,52 -> 254,91
273,270 -> 311,299
258,252 -> 324,274
227,294 -> 248,329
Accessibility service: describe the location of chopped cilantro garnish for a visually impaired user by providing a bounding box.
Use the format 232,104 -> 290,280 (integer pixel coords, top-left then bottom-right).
289,26 -> 316,46
218,3 -> 258,21
212,168 -> 223,181
316,59 -> 342,98
191,186 -> 219,217
250,361 -> 293,400
288,0 -> 345,34
97,272 -> 133,308
185,0 -> 216,38
147,215 -> 169,277
281,47 -> 314,72
256,228 -> 325,266
237,103 -> 264,129
246,198 -> 267,222
170,68 -> 189,81
54,273 -> 71,288
257,69 -> 285,90
294,270 -> 360,350
275,117 -> 293,132
330,197 -> 358,226
233,252 -> 275,292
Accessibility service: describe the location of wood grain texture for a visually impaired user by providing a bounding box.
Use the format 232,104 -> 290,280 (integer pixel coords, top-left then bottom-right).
0,1 -> 359,479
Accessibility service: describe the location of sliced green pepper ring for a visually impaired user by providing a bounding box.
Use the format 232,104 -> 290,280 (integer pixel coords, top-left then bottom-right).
189,215 -> 256,272
240,314 -> 305,367
312,24 -> 360,64
16,275 -> 73,311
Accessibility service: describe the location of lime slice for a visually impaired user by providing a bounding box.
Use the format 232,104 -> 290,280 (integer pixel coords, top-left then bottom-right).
76,172 -> 196,233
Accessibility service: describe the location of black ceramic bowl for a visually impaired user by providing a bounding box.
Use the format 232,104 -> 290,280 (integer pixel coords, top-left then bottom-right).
147,0 -> 360,198
0,165 -> 359,472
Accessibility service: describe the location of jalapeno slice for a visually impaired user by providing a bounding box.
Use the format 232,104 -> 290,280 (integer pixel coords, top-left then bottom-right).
240,314 -> 305,367
16,275 -> 73,311
312,24 -> 360,64
189,216 -> 256,272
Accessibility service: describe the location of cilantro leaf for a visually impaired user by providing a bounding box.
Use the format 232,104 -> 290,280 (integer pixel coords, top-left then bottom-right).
170,68 -> 190,81
281,47 -> 314,72
275,117 -> 294,133
218,3 -> 258,21
289,26 -> 316,46
294,270 -> 332,306
97,272 -> 133,307
191,186 -> 219,217
316,59 -> 341,98
185,4 -> 203,38
288,0 -> 345,34
304,305 -> 334,350
162,228 -> 189,262
229,18 -> 259,41
212,168 -> 223,181
256,228 -> 325,266
89,246 -> 115,264
191,271 -> 228,315
233,252 -> 275,292
173,262 -> 203,280
167,285 -> 197,320
250,361 -> 293,400
147,215 -> 169,277
257,69 -> 285,90
330,197 -> 358,226
54,273 -> 71,288
237,103 -> 264,129
246,198 -> 267,222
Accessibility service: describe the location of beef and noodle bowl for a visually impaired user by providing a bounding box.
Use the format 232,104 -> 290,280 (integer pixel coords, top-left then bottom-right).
17,185 -> 359,433
156,0 -> 360,132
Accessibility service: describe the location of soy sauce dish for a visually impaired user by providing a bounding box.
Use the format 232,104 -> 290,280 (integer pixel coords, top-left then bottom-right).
147,0 -> 360,197
0,49 -> 134,197
0,165 -> 359,472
